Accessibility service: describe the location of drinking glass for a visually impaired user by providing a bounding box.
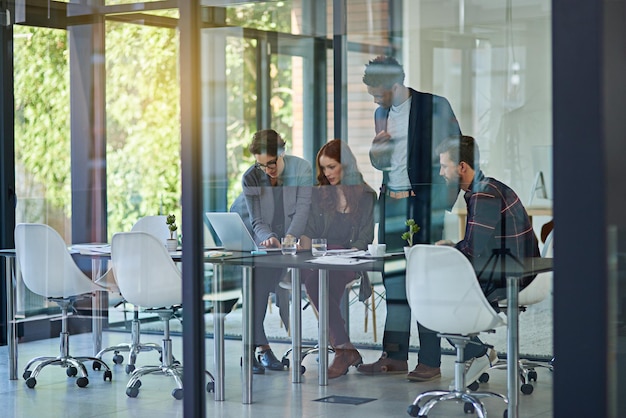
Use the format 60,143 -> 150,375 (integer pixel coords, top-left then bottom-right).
281,237 -> 297,255
311,238 -> 328,257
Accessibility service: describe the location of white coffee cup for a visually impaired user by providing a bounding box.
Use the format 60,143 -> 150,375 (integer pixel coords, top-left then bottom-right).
368,243 -> 387,257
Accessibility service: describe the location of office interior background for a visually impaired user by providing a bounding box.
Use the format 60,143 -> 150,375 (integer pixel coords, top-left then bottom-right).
0,0 -> 624,416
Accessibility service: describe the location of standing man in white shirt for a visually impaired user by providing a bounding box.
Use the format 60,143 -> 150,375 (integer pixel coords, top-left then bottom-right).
358,56 -> 462,382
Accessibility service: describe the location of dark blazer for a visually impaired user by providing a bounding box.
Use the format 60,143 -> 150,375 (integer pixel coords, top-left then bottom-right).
370,87 -> 461,193
369,88 -> 461,242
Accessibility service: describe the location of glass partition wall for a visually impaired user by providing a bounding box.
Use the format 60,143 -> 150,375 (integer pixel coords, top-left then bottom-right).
197,0 -> 553,359
6,0 -> 555,412
8,0 -> 554,355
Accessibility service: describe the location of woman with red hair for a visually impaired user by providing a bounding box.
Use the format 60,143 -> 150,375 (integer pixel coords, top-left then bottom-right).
300,139 -> 377,378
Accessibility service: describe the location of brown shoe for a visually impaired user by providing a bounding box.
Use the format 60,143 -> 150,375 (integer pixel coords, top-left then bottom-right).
356,352 -> 408,375
328,349 -> 363,379
407,363 -> 441,382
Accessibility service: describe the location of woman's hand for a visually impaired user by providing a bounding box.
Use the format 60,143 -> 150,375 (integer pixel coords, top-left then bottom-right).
261,236 -> 281,248
299,235 -> 311,250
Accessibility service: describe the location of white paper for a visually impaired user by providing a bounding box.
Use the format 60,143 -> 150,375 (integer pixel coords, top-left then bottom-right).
70,243 -> 111,255
306,255 -> 373,265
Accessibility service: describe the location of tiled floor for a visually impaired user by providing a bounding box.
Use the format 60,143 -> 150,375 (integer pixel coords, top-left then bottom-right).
0,330 -> 553,418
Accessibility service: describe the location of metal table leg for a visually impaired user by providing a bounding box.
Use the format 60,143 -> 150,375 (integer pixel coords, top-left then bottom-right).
291,268 -> 302,383
6,257 -> 17,380
213,263 -> 225,401
242,266 -> 253,404
91,259 -> 103,355
507,275 -> 520,418
318,269 -> 329,386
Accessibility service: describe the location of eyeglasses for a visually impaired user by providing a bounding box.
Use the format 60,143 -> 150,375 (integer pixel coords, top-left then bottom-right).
254,158 -> 279,171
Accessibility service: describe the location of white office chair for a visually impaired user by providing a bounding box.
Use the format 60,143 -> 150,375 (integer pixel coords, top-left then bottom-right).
96,215 -> 168,373
14,223 -> 113,389
130,215 -> 171,242
111,231 -> 214,399
488,230 -> 554,394
347,271 -> 382,342
405,245 -> 508,418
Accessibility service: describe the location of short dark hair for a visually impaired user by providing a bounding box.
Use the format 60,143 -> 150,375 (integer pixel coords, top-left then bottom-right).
362,56 -> 405,89
248,129 -> 286,156
436,135 -> 480,171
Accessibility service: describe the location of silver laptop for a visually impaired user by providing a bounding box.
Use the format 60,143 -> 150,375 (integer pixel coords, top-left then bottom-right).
205,212 -> 282,252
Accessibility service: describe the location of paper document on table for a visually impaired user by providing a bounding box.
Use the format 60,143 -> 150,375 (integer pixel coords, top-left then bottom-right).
70,244 -> 111,255
167,250 -> 232,258
207,250 -> 233,258
326,249 -> 361,255
306,255 -> 373,265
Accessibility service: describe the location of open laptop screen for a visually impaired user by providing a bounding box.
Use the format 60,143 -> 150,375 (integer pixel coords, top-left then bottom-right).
205,212 -> 282,252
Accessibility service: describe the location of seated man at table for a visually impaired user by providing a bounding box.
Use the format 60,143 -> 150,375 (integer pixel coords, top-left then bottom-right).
434,135 -> 540,387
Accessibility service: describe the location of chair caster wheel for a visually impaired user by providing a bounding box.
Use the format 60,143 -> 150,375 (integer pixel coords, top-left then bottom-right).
528,370 -> 538,382
131,380 -> 142,389
464,402 -> 475,414
66,366 -> 78,377
125,364 -> 135,374
521,383 -> 534,394
282,357 -> 290,368
478,372 -> 490,383
206,381 -> 215,393
172,388 -> 183,400
25,377 -> 37,388
467,381 -> 479,391
103,370 -> 113,381
407,404 -> 420,417
92,362 -> 102,371
126,386 -> 139,398
113,353 -> 124,365
76,377 -> 89,388
23,370 -> 32,380
301,365 -> 306,374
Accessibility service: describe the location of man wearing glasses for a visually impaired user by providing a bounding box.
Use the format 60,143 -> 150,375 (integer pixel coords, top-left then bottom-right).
238,129 -> 312,374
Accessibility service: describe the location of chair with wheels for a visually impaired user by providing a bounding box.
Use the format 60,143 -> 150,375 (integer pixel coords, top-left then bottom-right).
111,231 -> 214,399
404,244 -> 508,418
278,275 -> 332,374
96,215 -> 169,373
14,223 -> 113,389
487,229 -> 554,395
278,269 -> 366,374
347,271 -> 383,342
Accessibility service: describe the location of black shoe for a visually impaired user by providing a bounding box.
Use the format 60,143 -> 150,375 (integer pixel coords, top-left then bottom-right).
258,349 -> 284,371
252,354 -> 265,374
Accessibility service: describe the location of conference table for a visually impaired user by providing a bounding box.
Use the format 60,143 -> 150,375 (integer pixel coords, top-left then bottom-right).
3,246 -> 552,417
1,245 -> 390,401
215,250 -> 394,404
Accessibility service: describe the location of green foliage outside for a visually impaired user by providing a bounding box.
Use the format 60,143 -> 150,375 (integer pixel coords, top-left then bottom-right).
105,21 -> 181,236
14,27 -> 71,225
13,2 -> 295,240
225,2 -> 294,204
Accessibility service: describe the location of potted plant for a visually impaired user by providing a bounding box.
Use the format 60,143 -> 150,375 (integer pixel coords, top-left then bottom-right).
165,214 -> 178,251
401,219 -> 420,256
